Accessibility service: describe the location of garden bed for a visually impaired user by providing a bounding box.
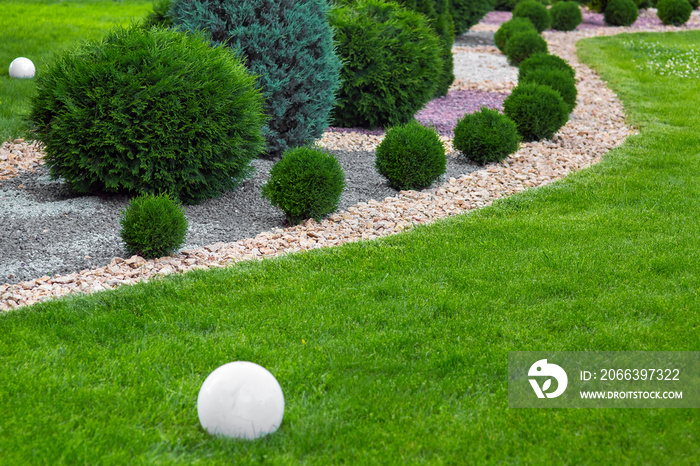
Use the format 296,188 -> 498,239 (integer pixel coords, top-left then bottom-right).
3,9 -> 700,310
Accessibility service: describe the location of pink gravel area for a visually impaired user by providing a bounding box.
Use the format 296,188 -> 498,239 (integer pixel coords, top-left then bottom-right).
415,90 -> 506,136
477,8 -> 700,30
480,11 -> 513,25
327,90 -> 507,137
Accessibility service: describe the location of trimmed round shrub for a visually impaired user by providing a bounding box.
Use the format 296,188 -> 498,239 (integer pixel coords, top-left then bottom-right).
657,0 -> 693,25
171,0 -> 342,158
550,1 -> 583,30
261,146 -> 345,225
495,17 -> 538,52
519,68 -> 577,111
375,121 -> 446,190
452,0 -> 496,35
604,0 -> 639,25
503,83 -> 569,141
29,26 -> 266,204
504,30 -> 549,66
453,108 -> 521,164
120,193 -> 188,259
512,0 -> 552,32
519,52 -> 576,81
329,0 -> 442,129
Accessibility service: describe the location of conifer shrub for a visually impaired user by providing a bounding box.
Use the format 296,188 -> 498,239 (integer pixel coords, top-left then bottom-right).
518,52 -> 576,81
261,146 -> 345,225
503,83 -> 569,141
120,193 -> 188,259
504,30 -> 549,66
512,0 -> 552,32
375,121 -> 446,190
452,0 -> 497,35
519,68 -> 578,111
29,26 -> 266,204
603,0 -> 639,25
453,108 -> 521,165
170,0 -> 342,158
494,17 -> 538,52
550,1 -> 583,30
330,0 -> 442,129
495,0 -> 520,11
394,0 -> 456,97
656,0 -> 693,25
142,0 -> 173,28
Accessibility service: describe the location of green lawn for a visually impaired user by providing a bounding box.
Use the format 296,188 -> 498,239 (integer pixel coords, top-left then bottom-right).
0,0 -> 153,140
1,14 -> 700,466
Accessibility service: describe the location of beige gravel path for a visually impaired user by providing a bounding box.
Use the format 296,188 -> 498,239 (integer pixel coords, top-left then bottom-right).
3,20 -> 697,312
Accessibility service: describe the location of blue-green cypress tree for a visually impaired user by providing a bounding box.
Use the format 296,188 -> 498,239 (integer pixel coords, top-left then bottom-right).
170,0 -> 342,158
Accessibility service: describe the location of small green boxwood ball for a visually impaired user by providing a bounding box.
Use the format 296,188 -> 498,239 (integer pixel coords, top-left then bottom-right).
453,108 -> 522,165
376,120 -> 446,190
494,17 -> 538,52
261,146 -> 346,225
518,52 -> 576,81
550,2 -> 583,31
519,67 -> 578,111
503,83 -> 569,141
604,0 -> 639,26
512,0 -> 552,32
120,193 -> 188,259
657,0 -> 693,26
504,30 -> 549,66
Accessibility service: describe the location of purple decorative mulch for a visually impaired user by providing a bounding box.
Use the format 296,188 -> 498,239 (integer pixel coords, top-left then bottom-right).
415,89 -> 506,137
476,8 -> 684,30
327,89 -> 507,138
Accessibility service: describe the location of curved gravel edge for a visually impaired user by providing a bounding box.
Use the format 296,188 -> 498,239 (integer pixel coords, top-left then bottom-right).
4,23 -> 692,311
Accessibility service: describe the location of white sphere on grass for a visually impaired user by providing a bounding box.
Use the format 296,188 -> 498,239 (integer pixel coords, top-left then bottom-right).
197,361 -> 285,440
9,57 -> 35,79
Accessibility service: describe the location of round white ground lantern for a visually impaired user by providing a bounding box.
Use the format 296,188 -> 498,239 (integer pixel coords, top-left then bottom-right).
9,57 -> 35,79
197,361 -> 285,440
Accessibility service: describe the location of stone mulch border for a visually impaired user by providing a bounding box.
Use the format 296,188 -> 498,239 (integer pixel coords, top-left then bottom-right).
5,19 -> 700,311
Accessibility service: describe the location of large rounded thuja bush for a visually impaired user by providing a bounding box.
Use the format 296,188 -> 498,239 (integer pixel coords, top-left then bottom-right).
657,0 -> 693,26
30,26 -> 266,204
330,0 -> 442,129
392,0 -> 456,97
170,0 -> 341,158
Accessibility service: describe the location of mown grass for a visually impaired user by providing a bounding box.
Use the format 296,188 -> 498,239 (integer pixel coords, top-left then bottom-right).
0,0 -> 153,140
1,25 -> 700,466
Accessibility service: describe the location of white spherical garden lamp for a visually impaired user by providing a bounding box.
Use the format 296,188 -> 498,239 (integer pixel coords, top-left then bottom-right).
197,361 -> 285,440
9,57 -> 35,79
